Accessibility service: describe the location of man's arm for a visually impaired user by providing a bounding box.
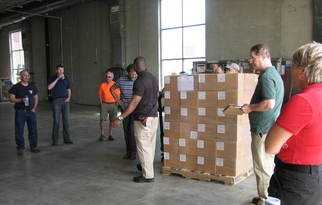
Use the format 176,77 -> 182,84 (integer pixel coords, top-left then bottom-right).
31,95 -> 39,112
120,95 -> 142,118
65,89 -> 71,102
241,99 -> 275,114
9,94 -> 22,103
48,76 -> 61,90
265,124 -> 293,155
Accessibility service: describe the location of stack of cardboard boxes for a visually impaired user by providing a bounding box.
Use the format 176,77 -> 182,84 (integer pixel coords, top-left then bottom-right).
163,73 -> 258,177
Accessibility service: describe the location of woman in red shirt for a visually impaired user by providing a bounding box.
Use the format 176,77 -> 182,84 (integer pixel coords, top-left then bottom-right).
266,42 -> 322,205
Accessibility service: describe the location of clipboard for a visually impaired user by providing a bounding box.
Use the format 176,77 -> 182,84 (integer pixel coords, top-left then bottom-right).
223,104 -> 244,115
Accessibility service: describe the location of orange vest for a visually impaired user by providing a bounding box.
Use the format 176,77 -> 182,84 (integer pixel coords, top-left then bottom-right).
98,81 -> 121,103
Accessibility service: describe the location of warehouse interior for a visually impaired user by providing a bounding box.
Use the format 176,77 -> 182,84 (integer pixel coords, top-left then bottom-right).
0,0 -> 321,204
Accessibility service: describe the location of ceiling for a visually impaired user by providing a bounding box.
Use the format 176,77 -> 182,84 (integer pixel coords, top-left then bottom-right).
0,0 -> 118,28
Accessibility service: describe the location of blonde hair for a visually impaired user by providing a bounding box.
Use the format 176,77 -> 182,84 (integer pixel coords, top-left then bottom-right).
292,42 -> 322,84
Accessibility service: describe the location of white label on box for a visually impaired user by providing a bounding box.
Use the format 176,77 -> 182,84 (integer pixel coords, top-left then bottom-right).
218,91 -> 226,100
199,74 -> 206,83
164,122 -> 170,130
164,76 -> 170,84
197,156 -> 205,165
164,106 -> 171,115
180,91 -> 187,99
178,75 -> 194,91
190,131 -> 198,139
216,141 -> 225,151
197,124 -> 206,132
179,138 -> 186,147
217,108 -> 225,117
198,108 -> 206,116
197,140 -> 205,149
217,74 -> 226,83
180,154 -> 187,162
164,152 -> 170,160
164,91 -> 171,99
217,125 -> 226,134
181,108 -> 188,117
163,137 -> 170,145
216,158 -> 224,167
198,91 -> 206,100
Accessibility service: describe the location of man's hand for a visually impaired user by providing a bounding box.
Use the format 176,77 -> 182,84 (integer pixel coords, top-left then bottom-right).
65,98 -> 70,103
241,104 -> 252,114
111,118 -> 121,128
31,108 -> 36,113
58,74 -> 65,79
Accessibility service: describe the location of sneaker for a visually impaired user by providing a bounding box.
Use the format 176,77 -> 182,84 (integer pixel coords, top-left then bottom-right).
52,142 -> 58,146
30,148 -> 40,153
133,175 -> 154,183
108,135 -> 114,141
17,149 -> 24,156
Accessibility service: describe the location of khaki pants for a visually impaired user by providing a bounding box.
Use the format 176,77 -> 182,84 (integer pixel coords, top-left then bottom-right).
251,132 -> 274,204
134,117 -> 159,179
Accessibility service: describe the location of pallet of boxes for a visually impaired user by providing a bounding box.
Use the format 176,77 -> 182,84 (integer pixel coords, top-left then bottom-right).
162,73 -> 258,185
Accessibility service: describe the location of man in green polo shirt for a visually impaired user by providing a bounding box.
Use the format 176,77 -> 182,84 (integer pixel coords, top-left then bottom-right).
241,44 -> 284,205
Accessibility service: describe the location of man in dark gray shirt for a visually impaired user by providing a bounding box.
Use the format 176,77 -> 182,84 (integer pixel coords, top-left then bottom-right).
112,56 -> 159,183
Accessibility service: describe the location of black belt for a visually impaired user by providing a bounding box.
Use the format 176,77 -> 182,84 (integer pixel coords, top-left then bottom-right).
275,158 -> 322,174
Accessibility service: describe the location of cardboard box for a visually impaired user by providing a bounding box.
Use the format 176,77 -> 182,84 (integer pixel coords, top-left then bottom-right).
164,106 -> 180,122
179,107 -> 198,124
164,75 -> 177,92
179,91 -> 198,108
164,90 -> 180,108
197,73 -> 258,91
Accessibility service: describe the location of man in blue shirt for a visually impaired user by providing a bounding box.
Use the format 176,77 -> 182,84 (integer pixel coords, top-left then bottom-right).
48,65 -> 73,146
117,64 -> 137,160
9,70 -> 40,155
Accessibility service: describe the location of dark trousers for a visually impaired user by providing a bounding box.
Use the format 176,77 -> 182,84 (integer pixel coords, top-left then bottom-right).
15,109 -> 38,149
52,98 -> 71,143
122,114 -> 136,156
268,158 -> 322,205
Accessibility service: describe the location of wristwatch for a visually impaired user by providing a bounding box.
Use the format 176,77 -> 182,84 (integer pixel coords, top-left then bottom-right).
117,116 -> 124,121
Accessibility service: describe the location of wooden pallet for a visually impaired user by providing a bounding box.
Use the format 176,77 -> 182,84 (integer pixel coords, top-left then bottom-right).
162,166 -> 253,185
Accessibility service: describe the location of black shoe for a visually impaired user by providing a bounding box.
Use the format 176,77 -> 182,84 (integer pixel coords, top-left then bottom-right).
108,135 -> 114,141
52,143 -> 58,146
133,175 -> 154,183
17,149 -> 24,156
64,141 -> 74,145
137,164 -> 142,172
30,148 -> 40,153
251,197 -> 263,205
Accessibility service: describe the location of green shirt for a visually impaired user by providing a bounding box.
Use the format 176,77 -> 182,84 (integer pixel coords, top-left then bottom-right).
249,66 -> 284,135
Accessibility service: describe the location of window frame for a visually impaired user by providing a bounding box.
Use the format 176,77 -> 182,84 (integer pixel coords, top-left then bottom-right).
9,30 -> 25,84
159,0 -> 206,86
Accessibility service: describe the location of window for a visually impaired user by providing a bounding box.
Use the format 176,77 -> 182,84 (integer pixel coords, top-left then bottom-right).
160,0 -> 205,84
9,30 -> 25,84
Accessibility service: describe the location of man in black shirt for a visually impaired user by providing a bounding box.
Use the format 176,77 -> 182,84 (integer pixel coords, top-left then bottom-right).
9,70 -> 40,155
112,56 -> 159,183
48,65 -> 73,145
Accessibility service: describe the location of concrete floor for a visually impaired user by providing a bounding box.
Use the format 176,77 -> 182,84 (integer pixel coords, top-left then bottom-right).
0,102 -> 257,205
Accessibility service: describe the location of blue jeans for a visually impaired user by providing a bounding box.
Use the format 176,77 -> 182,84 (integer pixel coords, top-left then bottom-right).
15,109 -> 38,149
52,98 -> 71,143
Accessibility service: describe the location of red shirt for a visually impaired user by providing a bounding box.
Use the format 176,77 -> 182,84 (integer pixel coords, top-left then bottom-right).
277,83 -> 322,165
